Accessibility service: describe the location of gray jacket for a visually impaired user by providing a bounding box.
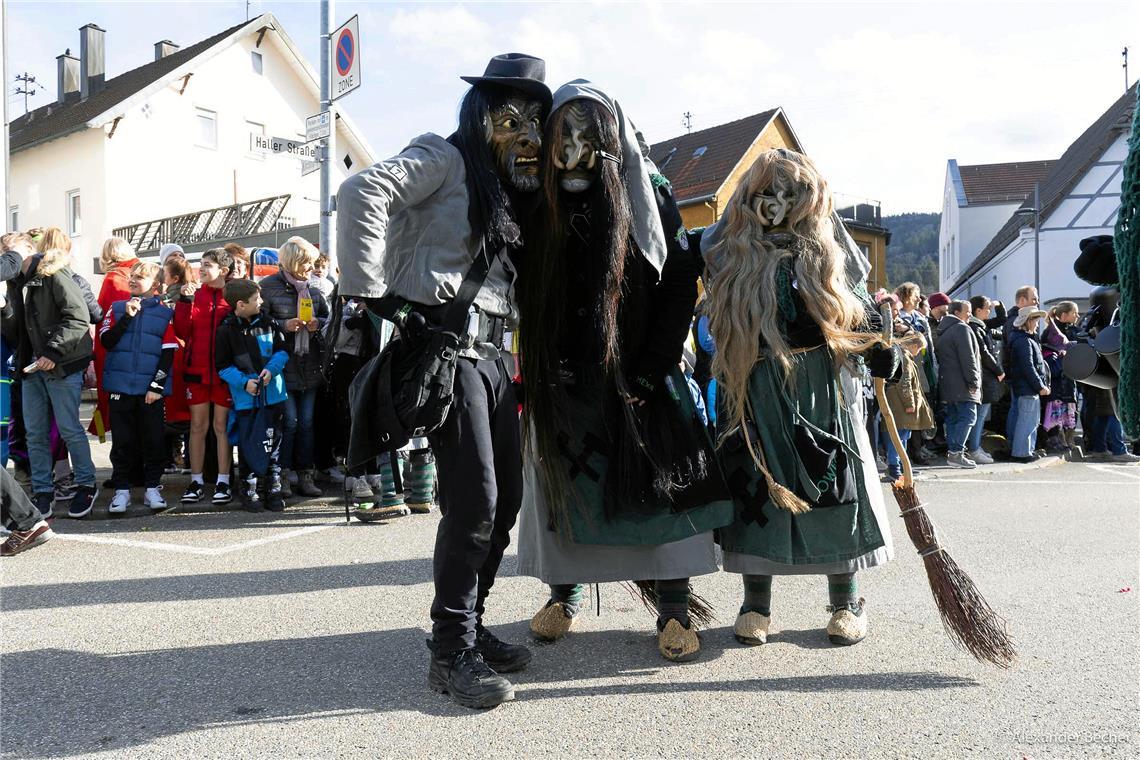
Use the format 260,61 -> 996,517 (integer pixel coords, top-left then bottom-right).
336,133 -> 518,357
935,316 -> 981,403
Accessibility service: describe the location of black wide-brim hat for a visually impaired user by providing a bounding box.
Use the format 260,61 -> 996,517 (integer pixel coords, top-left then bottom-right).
1075,234 -> 1119,287
461,53 -> 552,113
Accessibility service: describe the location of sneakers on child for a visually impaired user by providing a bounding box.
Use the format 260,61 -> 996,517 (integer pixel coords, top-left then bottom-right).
968,448 -> 994,465
144,487 -> 168,512
946,452 -> 976,469
33,493 -> 54,520
212,482 -> 232,505
53,474 -> 77,503
365,474 -> 384,495
68,486 -> 97,519
109,489 -> 131,514
349,477 -> 374,501
182,481 -> 205,503
1,520 -> 54,557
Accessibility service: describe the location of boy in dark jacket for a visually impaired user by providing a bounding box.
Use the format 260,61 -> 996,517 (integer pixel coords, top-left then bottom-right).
215,279 -> 290,512
99,262 -> 178,514
19,247 -> 99,519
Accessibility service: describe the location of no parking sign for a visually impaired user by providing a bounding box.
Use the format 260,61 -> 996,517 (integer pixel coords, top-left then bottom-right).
330,15 -> 360,102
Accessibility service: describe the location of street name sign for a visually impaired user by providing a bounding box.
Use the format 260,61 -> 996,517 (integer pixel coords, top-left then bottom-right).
330,15 -> 360,102
305,111 -> 332,143
250,134 -> 319,161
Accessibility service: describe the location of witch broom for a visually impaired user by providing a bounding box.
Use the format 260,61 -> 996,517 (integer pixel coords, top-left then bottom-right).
874,304 -> 1017,668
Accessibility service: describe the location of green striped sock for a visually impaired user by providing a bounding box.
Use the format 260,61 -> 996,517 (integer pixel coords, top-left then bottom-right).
378,458 -> 404,508
827,572 -> 858,610
742,574 -> 772,616
549,583 -> 583,617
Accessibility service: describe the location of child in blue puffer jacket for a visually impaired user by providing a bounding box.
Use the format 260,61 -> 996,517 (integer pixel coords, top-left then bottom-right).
99,261 -> 177,514
215,279 -> 289,511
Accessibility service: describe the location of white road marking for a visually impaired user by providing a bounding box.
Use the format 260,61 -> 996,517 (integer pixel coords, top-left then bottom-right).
52,524 -> 338,556
924,479 -> 1138,486
1088,464 -> 1140,480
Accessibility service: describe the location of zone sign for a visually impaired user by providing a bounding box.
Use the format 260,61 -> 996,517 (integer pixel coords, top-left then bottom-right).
330,15 -> 360,102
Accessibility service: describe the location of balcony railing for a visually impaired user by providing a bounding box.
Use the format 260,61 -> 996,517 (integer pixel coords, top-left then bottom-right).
834,193 -> 883,227
113,194 -> 292,254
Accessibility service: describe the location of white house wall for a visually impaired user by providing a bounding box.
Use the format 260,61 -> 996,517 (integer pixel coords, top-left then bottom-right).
957,203 -> 1020,276
104,30 -> 368,239
949,132 -> 1129,305
8,128 -> 108,281
938,169 -> 959,288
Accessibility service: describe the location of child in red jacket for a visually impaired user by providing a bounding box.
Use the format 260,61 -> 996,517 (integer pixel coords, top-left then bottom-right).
173,248 -> 233,505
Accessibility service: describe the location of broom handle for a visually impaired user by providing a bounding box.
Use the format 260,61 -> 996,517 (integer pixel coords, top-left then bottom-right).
874,303 -> 914,488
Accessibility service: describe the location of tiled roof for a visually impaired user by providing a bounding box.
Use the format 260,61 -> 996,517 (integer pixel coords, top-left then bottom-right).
649,110 -> 779,204
958,160 -> 1056,204
8,17 -> 257,152
950,85 -> 1137,293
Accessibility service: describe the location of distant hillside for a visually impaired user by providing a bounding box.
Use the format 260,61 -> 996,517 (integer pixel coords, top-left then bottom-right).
883,212 -> 940,294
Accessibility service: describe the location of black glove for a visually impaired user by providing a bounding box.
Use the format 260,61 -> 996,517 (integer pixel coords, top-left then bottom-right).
363,296 -> 429,342
867,343 -> 903,382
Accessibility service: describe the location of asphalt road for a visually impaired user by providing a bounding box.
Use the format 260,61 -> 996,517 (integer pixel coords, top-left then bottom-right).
2,460 -> 1138,759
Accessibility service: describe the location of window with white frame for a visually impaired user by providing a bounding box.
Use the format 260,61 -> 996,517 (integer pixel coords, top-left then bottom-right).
9,206 -> 17,231
66,190 -> 82,237
251,51 -> 264,75
247,120 -> 266,159
196,107 -> 217,149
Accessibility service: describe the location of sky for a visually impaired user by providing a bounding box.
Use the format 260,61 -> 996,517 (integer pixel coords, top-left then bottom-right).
5,0 -> 1138,214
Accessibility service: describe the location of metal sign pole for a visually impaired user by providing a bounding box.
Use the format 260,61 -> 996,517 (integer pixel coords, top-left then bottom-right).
319,0 -> 336,270
2,0 -> 11,229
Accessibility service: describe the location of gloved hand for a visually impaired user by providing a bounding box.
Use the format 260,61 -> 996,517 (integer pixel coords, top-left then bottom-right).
363,296 -> 430,342
399,308 -> 430,343
867,343 -> 903,382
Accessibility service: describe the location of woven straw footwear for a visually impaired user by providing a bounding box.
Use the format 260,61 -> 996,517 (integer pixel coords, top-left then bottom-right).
657,618 -> 700,662
529,601 -> 577,641
733,610 -> 771,645
826,598 -> 868,646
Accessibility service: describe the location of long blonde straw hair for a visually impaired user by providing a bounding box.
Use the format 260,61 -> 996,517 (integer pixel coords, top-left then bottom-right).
705,149 -> 875,439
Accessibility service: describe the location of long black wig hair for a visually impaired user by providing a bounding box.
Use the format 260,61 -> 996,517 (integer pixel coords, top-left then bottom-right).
519,98 -> 704,527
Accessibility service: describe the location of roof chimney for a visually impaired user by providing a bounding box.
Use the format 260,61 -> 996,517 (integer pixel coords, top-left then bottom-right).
79,23 -> 106,100
154,40 -> 179,61
56,50 -> 81,105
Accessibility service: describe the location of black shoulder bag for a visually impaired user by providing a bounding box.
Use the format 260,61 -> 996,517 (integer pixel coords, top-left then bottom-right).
348,242 -> 497,463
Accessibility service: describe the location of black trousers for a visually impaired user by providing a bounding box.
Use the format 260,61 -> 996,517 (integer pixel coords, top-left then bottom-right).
428,355 -> 522,653
2,467 -> 41,531
109,393 -> 167,489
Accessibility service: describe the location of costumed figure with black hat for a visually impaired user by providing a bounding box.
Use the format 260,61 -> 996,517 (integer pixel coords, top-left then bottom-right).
701,148 -> 902,648
514,80 -> 733,662
336,54 -> 551,710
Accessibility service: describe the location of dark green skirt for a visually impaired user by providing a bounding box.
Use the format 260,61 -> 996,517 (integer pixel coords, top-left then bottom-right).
547,367 -> 733,547
718,347 -> 888,568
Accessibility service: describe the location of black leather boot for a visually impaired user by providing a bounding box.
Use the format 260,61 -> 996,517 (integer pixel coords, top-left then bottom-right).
426,642 -> 515,709
474,625 -> 532,673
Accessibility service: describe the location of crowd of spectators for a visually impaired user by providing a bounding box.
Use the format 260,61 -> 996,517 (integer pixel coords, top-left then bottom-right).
1,228 -> 435,556
866,280 -> 1138,479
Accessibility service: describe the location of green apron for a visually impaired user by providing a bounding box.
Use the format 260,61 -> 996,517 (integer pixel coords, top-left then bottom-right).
718,346 -> 885,565
555,367 -> 734,547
